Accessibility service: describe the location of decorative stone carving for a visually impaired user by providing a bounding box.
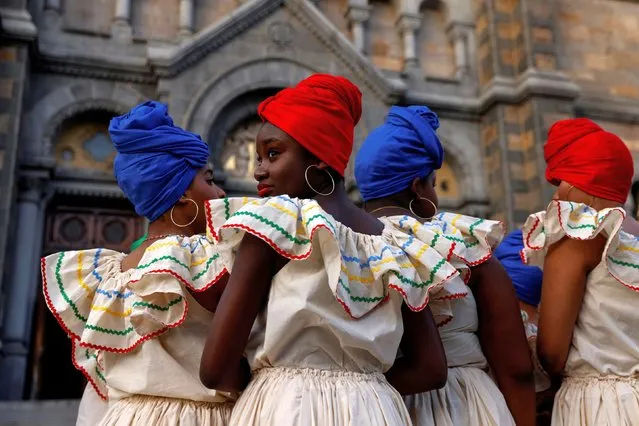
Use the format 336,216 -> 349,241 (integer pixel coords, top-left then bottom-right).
221,118 -> 262,180
268,21 -> 295,50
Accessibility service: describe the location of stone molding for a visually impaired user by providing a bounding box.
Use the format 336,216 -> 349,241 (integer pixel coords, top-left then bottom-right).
147,0 -> 280,77
23,81 -> 146,157
0,7 -> 37,41
405,69 -> 581,116
183,58 -> 316,137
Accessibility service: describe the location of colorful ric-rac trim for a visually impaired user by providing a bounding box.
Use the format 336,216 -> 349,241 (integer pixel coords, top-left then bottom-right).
40,234 -> 228,400
205,196 -> 503,319
380,213 -> 504,327
521,200 -> 639,292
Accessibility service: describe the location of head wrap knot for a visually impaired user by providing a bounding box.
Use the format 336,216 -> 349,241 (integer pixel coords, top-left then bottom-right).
545,118 -> 634,204
494,229 -> 543,307
354,105 -> 444,202
110,101 -> 209,221
258,73 -> 362,176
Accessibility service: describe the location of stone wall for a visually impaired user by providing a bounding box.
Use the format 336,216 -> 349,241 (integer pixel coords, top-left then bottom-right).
0,43 -> 28,300
557,0 -> 639,100
369,0 -> 403,71
418,2 -> 455,79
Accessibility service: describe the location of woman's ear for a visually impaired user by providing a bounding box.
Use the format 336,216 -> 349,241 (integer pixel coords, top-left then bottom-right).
316,161 -> 329,171
175,195 -> 189,205
410,177 -> 422,196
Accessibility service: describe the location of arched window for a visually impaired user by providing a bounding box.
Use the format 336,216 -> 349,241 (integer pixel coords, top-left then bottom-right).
53,110 -> 116,176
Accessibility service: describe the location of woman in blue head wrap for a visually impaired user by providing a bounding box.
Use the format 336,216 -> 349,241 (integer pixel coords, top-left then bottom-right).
354,106 -> 536,426
40,101 -> 236,426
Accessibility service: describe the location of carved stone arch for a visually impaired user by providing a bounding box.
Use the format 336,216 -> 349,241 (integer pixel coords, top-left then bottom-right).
183,58 -> 318,139
23,81 -> 146,157
436,121 -> 487,210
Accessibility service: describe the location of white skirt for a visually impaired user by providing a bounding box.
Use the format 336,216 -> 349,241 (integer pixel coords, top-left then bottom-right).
230,367 -> 412,426
98,395 -> 233,426
552,375 -> 639,426
403,366 -> 515,426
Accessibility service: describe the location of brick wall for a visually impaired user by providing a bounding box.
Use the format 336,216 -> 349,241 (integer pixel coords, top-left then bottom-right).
132,0 -> 180,40
480,107 -> 508,222
418,3 -> 455,78
369,0 -> 403,72
557,0 -> 639,100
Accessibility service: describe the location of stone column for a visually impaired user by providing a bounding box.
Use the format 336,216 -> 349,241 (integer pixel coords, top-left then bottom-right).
112,0 -> 132,42
0,172 -> 48,399
396,13 -> 422,70
179,0 -> 194,37
447,22 -> 473,80
345,2 -> 371,54
44,0 -> 61,12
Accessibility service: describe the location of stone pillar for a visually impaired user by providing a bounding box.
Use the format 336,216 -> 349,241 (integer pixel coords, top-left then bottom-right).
44,0 -> 61,12
396,13 -> 421,70
0,172 -> 49,400
447,22 -> 473,80
179,0 -> 194,37
111,0 -> 132,42
345,2 -> 371,54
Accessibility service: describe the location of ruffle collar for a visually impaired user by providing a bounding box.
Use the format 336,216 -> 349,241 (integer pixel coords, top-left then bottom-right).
41,234 -> 227,399
521,200 -> 639,292
205,196 -> 496,320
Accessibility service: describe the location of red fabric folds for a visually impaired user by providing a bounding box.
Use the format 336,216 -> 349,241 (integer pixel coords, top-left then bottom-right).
545,118 -> 634,204
258,74 -> 362,176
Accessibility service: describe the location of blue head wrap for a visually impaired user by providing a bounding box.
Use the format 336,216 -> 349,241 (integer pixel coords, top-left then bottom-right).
354,105 -> 444,202
494,229 -> 543,307
110,101 -> 209,222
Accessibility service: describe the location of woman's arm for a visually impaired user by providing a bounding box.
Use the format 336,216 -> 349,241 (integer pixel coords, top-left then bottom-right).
199,233 -> 283,392
536,236 -> 605,377
470,258 -> 536,426
385,305 -> 447,395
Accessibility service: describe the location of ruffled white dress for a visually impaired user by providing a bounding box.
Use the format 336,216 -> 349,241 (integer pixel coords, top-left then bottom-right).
41,235 -> 237,425
204,196 -> 467,426
383,213 -> 516,426
522,200 -> 639,426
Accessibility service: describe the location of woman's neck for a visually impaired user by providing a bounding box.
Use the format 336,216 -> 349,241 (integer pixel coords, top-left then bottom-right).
146,220 -> 195,239
363,196 -> 413,218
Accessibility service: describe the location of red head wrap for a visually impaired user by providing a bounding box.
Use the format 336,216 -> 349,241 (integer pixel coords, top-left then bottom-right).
258,73 -> 362,176
545,118 -> 634,204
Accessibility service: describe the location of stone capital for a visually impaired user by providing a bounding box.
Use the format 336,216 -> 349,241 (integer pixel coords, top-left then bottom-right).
446,21 -> 474,41
17,170 -> 51,204
345,4 -> 371,23
0,7 -> 37,41
395,12 -> 422,32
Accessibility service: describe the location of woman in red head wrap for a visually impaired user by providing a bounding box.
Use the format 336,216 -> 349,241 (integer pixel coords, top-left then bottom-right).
520,118 -> 639,426
200,74 -> 448,425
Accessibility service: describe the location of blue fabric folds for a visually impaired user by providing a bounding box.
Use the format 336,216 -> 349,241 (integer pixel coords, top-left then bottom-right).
354,105 -> 444,202
494,229 -> 543,307
110,101 -> 209,222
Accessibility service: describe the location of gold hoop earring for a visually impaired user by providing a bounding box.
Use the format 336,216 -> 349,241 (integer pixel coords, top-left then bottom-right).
565,185 -> 595,208
305,165 -> 335,196
409,196 -> 438,221
170,198 -> 199,228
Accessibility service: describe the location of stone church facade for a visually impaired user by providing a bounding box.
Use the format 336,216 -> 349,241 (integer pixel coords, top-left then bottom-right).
1,0 -> 639,421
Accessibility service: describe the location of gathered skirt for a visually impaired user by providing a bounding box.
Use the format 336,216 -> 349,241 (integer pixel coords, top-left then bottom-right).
98,395 -> 234,426
403,366 -> 515,426
229,367 -> 412,426
552,375 -> 639,426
